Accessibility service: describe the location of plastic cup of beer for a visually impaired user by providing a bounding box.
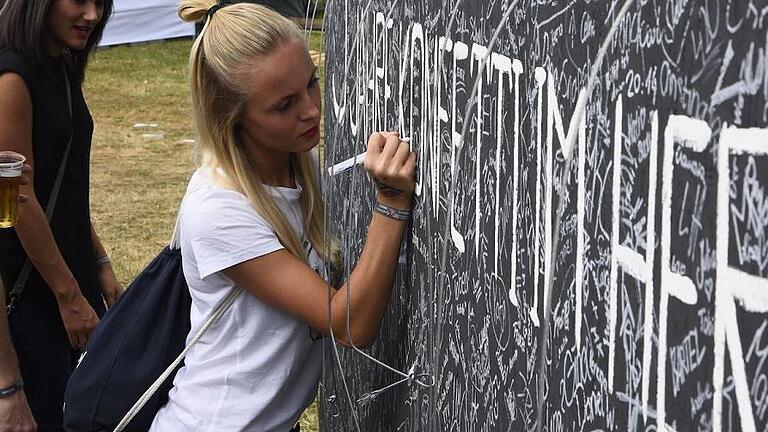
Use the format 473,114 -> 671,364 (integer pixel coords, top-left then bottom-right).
0,153 -> 25,228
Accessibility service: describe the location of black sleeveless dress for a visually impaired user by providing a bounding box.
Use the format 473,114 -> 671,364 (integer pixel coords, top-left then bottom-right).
0,49 -> 106,431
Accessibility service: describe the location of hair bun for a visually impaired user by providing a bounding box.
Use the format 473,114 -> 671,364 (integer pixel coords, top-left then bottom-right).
178,0 -> 217,23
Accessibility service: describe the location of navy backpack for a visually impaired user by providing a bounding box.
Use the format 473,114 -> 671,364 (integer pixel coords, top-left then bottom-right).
63,246 -> 191,432
63,238 -> 241,432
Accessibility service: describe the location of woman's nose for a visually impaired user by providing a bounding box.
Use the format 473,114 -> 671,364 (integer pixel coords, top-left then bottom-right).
299,96 -> 320,121
83,1 -> 101,23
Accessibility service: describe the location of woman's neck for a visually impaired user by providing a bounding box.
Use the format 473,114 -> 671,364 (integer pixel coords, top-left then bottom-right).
43,34 -> 65,58
249,149 -> 295,188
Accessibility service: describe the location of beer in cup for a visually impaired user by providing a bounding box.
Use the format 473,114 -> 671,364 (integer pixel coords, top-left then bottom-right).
0,153 -> 25,228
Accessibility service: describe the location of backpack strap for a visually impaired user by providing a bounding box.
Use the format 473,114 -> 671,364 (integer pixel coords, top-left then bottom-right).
168,212 -> 181,251
113,285 -> 242,432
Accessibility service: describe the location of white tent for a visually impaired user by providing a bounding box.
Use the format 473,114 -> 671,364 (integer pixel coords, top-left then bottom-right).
100,0 -> 194,47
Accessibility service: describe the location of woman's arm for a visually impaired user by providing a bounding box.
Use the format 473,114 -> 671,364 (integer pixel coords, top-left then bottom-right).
0,73 -> 99,349
0,279 -> 36,432
224,133 -> 415,347
90,225 -> 122,307
0,161 -> 36,432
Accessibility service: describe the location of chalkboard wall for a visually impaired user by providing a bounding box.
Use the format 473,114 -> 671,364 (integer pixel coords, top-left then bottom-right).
320,0 -> 768,430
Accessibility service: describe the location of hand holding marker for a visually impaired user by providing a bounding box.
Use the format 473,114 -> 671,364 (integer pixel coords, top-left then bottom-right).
327,134 -> 414,263
328,136 -> 412,176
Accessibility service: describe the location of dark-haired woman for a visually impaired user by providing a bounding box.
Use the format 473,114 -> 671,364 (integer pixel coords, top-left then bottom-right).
0,1 -> 121,430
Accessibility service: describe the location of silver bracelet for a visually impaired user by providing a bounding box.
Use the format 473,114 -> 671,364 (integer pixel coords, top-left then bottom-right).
0,377 -> 23,398
374,202 -> 410,221
96,255 -> 110,268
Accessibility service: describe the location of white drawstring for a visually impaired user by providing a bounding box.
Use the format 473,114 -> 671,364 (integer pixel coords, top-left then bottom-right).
113,286 -> 242,432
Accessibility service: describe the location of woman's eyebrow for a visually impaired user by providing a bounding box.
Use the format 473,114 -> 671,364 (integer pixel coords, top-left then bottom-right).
268,66 -> 319,109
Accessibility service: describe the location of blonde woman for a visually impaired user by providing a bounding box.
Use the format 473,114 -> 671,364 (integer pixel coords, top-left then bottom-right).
150,1 -> 416,431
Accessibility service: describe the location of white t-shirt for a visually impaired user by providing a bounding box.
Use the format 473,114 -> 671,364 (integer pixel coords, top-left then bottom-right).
150,166 -> 326,432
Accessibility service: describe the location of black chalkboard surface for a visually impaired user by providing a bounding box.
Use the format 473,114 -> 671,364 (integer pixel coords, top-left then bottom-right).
320,0 -> 768,431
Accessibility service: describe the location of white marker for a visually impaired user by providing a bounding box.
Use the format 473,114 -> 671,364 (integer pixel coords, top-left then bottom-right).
327,137 -> 411,176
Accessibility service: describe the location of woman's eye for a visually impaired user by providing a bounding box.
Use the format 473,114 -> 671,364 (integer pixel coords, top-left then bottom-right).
308,75 -> 319,88
277,100 -> 293,112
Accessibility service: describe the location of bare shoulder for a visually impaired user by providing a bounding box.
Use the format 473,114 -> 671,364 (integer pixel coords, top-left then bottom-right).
0,72 -> 31,112
0,72 -> 33,155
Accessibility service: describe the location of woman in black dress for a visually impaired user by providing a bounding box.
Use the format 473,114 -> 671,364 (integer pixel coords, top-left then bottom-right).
0,1 -> 120,430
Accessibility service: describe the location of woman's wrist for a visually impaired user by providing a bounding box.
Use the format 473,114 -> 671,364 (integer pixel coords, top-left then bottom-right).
95,255 -> 110,269
0,377 -> 23,398
373,202 -> 411,222
0,369 -> 21,389
32,258 -> 79,301
375,192 -> 412,211
51,274 -> 80,303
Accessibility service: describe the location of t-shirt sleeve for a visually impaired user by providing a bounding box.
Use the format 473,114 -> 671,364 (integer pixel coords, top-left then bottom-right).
183,188 -> 284,280
0,49 -> 34,97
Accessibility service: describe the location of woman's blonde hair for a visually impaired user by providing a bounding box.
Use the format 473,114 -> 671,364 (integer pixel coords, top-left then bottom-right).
178,0 -> 332,263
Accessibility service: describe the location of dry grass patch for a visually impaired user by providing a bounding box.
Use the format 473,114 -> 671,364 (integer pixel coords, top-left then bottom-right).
87,39 -> 195,280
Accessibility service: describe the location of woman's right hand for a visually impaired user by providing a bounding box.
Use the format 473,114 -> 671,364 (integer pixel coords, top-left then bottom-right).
363,132 -> 416,210
56,290 -> 99,350
0,390 -> 36,432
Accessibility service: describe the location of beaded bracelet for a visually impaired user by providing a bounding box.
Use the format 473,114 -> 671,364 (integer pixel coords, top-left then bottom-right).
374,202 -> 411,221
0,377 -> 23,398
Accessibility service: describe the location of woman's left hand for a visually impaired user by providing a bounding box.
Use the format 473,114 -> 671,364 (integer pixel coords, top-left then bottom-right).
98,264 -> 123,308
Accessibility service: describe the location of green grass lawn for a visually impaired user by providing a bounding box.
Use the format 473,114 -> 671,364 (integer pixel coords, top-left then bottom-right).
85,34 -> 324,431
